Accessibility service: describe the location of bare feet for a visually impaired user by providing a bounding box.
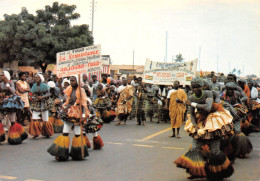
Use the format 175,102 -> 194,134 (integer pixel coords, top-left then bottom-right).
115,122 -> 121,126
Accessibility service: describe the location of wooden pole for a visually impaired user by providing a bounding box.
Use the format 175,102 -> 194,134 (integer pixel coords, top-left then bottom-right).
78,74 -> 84,158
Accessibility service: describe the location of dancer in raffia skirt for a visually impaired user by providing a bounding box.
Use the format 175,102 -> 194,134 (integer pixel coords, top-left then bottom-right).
221,82 -> 252,158
0,71 -> 27,145
48,81 -> 64,133
28,73 -> 54,138
47,76 -> 89,161
174,77 -> 234,180
83,98 -> 104,149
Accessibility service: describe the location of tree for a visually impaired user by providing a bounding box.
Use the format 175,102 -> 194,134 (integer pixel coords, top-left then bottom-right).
246,74 -> 257,78
231,68 -> 236,74
174,53 -> 184,63
237,69 -> 241,76
0,2 -> 93,72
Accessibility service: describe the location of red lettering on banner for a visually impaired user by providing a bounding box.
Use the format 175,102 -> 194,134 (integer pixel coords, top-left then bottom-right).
156,72 -> 171,77
68,50 -> 99,60
59,64 -> 84,72
88,61 -> 99,67
58,56 -> 66,62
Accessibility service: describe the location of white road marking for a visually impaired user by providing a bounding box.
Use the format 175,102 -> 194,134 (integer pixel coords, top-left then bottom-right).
0,175 -> 17,180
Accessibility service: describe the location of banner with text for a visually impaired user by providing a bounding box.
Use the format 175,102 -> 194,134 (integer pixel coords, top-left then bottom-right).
143,58 -> 198,85
56,45 -> 101,78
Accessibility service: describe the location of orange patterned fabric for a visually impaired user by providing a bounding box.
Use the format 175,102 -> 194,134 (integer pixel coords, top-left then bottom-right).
169,89 -> 187,128
63,85 -> 88,108
117,85 -> 133,114
244,85 -> 250,98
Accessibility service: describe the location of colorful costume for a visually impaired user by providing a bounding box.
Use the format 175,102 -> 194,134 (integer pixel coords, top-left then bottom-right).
83,105 -> 104,149
48,85 -> 92,161
117,85 -> 133,123
175,85 -> 234,180
94,89 -> 116,123
0,78 -> 27,145
48,82 -> 64,133
29,81 -> 54,138
221,91 -> 253,158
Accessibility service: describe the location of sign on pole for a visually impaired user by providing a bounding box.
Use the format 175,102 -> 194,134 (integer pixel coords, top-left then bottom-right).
56,45 -> 102,78
143,58 -> 198,85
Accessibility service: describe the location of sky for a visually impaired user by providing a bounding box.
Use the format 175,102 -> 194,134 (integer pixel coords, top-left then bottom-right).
0,0 -> 259,76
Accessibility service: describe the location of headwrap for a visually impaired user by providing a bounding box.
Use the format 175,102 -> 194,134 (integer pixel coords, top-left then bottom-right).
36,73 -> 45,82
226,82 -> 237,90
71,75 -> 79,85
47,81 -> 56,88
238,79 -> 246,85
203,79 -> 213,90
3,71 -> 10,81
62,78 -> 70,87
191,77 -> 204,87
247,78 -> 254,84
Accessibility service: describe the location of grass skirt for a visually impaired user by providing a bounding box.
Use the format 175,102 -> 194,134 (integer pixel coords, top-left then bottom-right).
205,151 -> 234,180
28,120 -> 42,137
83,133 -> 91,148
220,135 -> 236,162
8,123 -> 28,145
174,150 -> 206,178
93,135 -> 104,150
70,135 -> 89,160
41,121 -> 54,137
231,132 -> 252,157
47,135 -> 70,161
0,122 -> 6,142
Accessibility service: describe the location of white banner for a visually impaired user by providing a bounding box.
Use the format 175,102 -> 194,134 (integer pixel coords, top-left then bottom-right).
143,58 -> 198,85
56,45 -> 102,78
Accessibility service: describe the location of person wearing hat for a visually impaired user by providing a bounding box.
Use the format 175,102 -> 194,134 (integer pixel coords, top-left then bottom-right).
222,74 -> 248,103
48,81 -> 64,133
175,77 -> 234,180
220,82 -> 253,158
0,71 -> 28,145
28,73 -> 54,138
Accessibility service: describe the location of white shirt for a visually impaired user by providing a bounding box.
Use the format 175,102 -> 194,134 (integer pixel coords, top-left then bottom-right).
251,87 -> 260,103
116,85 -> 125,93
167,89 -> 177,99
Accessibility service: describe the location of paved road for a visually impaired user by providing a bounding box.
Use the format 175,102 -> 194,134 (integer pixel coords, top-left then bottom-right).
0,119 -> 259,181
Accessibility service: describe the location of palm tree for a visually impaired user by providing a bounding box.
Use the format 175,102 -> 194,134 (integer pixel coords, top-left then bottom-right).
174,53 -> 184,63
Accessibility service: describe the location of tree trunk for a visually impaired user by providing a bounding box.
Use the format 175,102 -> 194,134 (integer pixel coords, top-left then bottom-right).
39,63 -> 47,73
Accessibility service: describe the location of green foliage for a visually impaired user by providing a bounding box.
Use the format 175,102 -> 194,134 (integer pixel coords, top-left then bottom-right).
0,1 -> 93,72
174,53 -> 184,63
